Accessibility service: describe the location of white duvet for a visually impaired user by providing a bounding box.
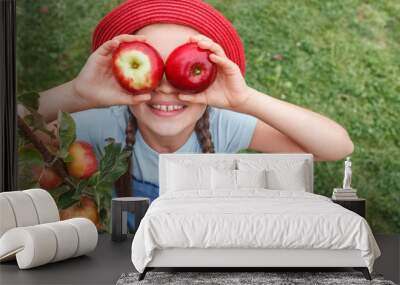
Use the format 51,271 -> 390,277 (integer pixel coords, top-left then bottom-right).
131,190 -> 380,273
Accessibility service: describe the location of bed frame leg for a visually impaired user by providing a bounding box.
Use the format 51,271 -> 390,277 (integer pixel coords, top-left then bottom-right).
354,267 -> 371,280
138,268 -> 148,281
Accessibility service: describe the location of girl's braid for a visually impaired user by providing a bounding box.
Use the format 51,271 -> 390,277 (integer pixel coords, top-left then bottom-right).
114,108 -> 215,197
195,107 -> 215,153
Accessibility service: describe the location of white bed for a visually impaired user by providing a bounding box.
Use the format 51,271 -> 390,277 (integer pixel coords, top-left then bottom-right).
131,154 -> 380,280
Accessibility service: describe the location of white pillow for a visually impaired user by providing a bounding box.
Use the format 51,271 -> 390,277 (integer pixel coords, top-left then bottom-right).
236,169 -> 268,188
266,167 -> 306,191
238,159 -> 308,191
167,163 -> 212,191
211,168 -> 268,190
212,168 -> 237,190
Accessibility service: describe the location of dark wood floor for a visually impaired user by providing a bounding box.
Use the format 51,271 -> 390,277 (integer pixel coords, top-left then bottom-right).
0,234 -> 398,285
373,234 -> 400,284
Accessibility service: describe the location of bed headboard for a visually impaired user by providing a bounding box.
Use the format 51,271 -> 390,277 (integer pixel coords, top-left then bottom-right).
159,153 -> 314,195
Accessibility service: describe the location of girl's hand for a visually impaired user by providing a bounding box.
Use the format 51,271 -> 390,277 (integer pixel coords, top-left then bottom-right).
73,34 -> 151,108
178,35 -> 250,110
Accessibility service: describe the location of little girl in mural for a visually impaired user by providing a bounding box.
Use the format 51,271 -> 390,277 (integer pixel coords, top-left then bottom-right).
33,0 -> 353,202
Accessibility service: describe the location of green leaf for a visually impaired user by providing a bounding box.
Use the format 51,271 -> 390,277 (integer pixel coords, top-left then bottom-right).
94,182 -> 114,195
94,190 -> 102,211
58,111 -> 76,158
103,155 -> 130,184
99,207 -> 111,233
81,186 -> 95,197
63,153 -> 73,163
97,139 -> 130,187
17,91 -> 40,110
17,128 -> 31,148
58,190 -> 79,209
49,185 -> 72,201
73,179 -> 90,200
95,188 -> 112,233
18,168 -> 40,189
87,171 -> 100,186
18,146 -> 43,165
99,138 -> 120,174
17,146 -> 44,189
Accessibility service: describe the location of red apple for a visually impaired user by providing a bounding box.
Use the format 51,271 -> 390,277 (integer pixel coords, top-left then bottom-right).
59,195 -> 100,229
32,166 -> 63,190
165,42 -> 217,93
67,141 -> 97,179
112,41 -> 164,94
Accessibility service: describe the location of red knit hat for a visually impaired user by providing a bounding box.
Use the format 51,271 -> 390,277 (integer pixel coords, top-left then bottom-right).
92,0 -> 246,74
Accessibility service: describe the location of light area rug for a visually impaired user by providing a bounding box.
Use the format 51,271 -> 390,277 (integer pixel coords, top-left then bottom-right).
116,271 -> 395,285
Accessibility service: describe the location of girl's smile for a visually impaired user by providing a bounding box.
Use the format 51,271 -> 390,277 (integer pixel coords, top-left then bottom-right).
147,100 -> 188,117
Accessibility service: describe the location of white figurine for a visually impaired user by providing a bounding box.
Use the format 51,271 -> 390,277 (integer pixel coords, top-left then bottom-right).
343,157 -> 352,190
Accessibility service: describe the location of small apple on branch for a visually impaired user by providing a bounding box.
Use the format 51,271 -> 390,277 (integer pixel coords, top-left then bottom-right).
31,141 -> 98,190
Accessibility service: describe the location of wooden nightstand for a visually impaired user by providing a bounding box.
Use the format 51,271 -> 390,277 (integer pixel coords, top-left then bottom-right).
332,198 -> 366,218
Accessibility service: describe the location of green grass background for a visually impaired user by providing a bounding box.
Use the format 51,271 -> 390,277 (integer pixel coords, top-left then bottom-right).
16,0 -> 400,233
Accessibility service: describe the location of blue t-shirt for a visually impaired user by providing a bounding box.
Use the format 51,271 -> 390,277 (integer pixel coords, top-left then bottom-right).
71,106 -> 257,201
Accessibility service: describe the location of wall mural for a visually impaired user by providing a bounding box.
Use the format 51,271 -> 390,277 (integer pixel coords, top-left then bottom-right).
16,0 -> 399,233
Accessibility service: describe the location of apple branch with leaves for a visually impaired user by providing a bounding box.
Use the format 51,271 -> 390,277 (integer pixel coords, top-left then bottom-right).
17,92 -> 131,232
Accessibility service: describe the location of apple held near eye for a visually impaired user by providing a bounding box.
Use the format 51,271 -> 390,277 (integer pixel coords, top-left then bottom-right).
112,41 -> 164,94
66,141 -> 98,179
165,42 -> 217,93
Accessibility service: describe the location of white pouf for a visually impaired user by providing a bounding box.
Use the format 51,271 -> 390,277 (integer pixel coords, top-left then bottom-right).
42,221 -> 79,262
0,196 -> 17,237
0,218 -> 98,269
0,191 -> 39,227
23,189 -> 60,224
0,189 -> 98,269
0,225 -> 57,268
64,218 -> 98,257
